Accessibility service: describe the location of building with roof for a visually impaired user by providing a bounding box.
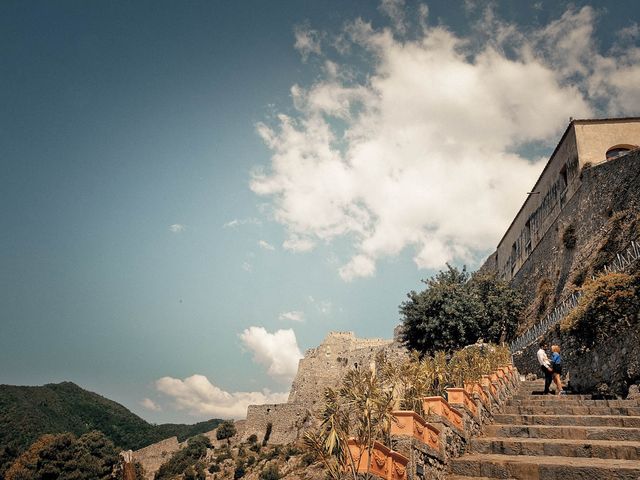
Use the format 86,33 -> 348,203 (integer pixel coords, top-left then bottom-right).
484,118 -> 640,281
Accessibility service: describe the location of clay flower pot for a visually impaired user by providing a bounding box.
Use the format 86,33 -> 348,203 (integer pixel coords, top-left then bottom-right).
391,410 -> 440,451
422,396 -> 464,431
447,387 -> 479,418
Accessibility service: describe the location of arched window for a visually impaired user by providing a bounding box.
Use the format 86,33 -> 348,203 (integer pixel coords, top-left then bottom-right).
606,144 -> 637,160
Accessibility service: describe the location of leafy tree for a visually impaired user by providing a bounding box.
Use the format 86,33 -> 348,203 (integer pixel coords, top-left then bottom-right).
399,265 -> 522,355
469,270 -> 523,344
216,421 -> 237,441
5,431 -> 120,480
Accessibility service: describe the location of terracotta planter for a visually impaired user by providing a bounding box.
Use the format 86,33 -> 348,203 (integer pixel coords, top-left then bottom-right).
481,375 -> 498,396
391,410 -> 440,451
346,439 -> 409,480
346,439 -> 389,478
422,396 -> 464,431
388,449 -> 409,480
464,381 -> 489,406
447,388 -> 479,418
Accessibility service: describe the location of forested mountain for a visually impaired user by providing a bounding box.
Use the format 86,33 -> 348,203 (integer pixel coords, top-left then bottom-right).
0,381 -> 221,478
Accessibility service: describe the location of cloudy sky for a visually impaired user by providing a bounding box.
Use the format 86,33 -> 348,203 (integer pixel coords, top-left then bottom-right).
1,0 -> 639,423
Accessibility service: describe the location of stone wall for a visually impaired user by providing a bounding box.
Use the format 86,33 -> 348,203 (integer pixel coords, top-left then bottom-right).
132,436 -> 180,479
241,403 -> 311,444
510,150 -> 640,322
514,315 -> 640,397
507,151 -> 640,394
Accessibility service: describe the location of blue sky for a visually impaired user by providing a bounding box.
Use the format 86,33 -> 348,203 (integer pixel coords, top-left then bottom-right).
1,0 -> 639,423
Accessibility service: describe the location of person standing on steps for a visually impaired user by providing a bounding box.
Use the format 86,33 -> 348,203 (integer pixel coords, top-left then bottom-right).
537,340 -> 554,394
551,344 -> 564,395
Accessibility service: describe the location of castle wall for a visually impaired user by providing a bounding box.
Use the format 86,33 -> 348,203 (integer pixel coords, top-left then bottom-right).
241,403 -> 310,444
510,150 -> 640,324
287,331 -> 395,406
132,436 -> 180,479
493,119 -> 640,281
494,125 -> 580,280
242,331 -> 406,445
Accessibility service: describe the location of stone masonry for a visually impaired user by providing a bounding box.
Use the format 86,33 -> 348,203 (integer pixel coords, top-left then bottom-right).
240,330 -> 407,444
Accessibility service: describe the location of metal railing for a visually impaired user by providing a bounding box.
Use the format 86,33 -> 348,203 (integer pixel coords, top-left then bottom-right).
509,240 -> 640,353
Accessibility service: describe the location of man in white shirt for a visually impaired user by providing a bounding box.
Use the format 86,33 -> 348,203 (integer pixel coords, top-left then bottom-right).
537,340 -> 554,394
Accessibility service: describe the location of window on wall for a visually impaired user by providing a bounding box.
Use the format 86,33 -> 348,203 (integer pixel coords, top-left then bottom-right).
559,165 -> 568,208
606,144 -> 637,161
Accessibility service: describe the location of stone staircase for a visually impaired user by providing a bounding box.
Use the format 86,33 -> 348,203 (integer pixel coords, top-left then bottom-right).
447,379 -> 640,480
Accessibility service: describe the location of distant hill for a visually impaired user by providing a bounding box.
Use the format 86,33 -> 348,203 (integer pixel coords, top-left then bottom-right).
0,381 -> 222,478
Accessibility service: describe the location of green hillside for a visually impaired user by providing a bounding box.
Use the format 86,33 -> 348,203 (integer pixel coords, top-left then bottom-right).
0,382 -> 222,478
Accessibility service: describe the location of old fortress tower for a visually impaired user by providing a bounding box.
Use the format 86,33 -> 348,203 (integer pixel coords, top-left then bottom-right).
241,329 -> 406,444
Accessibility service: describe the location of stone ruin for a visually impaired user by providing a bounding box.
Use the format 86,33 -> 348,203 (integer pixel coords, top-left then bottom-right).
240,329 -> 407,445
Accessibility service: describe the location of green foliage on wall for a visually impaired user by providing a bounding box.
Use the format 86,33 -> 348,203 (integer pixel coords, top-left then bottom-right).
154,435 -> 211,480
561,271 -> 640,345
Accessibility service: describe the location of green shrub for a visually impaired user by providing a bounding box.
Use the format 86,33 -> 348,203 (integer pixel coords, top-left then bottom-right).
562,224 -> 577,249
300,452 -> 316,467
155,435 -> 211,479
561,272 -> 639,344
216,421 -> 237,441
233,459 -> 246,479
260,462 -> 281,480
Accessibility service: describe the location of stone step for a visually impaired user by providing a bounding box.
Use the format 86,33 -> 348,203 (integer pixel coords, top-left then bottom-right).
509,398 -> 640,407
493,414 -> 640,427
503,405 -> 640,416
511,394 -> 594,400
469,437 -> 640,460
484,424 -> 640,441
447,476 -> 516,480
449,453 -> 640,479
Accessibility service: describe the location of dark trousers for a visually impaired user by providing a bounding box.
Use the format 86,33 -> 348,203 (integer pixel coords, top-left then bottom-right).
541,366 -> 553,394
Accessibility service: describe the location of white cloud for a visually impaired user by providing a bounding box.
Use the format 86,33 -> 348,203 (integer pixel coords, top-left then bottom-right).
251,5 -> 639,281
156,374 -> 288,419
294,25 -> 322,61
283,234 -> 315,252
379,0 -> 407,34
140,398 -> 162,412
279,311 -> 305,322
307,296 -> 333,315
339,254 -> 376,282
258,240 -> 275,251
239,327 -> 303,383
169,224 -> 185,233
242,262 -> 252,272
223,218 -> 261,228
